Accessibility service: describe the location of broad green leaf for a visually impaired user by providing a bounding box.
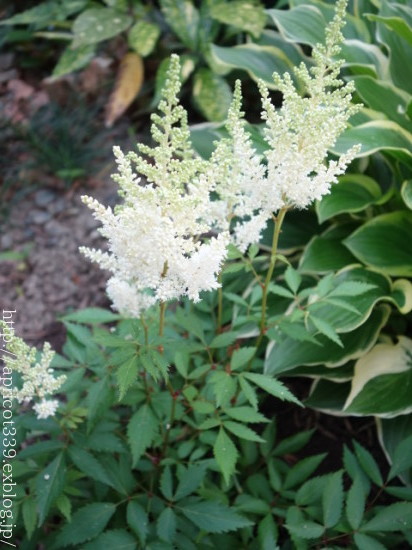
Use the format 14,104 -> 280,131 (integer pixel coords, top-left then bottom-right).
193,68 -> 232,122
299,233 -> 358,273
378,415 -> 412,486
367,12 -> 412,46
401,180 -> 412,210
68,446 -> 114,488
22,497 -> 37,539
174,464 -> 207,500
340,39 -> 388,79
354,533 -> 388,550
210,43 -> 296,88
244,372 -> 301,405
128,20 -> 160,56
116,355 -> 139,399
230,347 -> 256,370
362,502 -> 412,532
225,406 -> 269,424
82,529 -> 137,550
223,420 -> 265,443
316,174 -> 382,223
56,503 -> 116,547
353,441 -> 383,487
61,307 -> 121,324
127,404 -> 158,466
283,453 -> 326,490
0,1 -> 86,27
322,470 -> 344,528
344,337 -> 412,417
210,0 -> 266,38
305,379 -> 351,413
127,501 -> 148,545
35,453 -> 66,524
214,428 -> 238,484
333,121 -> 412,165
267,6 -> 325,47
353,76 -> 412,131
346,475 -> 367,530
179,499 -> 253,533
52,44 -> 95,78
160,0 -> 199,49
157,507 -> 176,542
160,466 -> 174,500
72,8 -> 132,48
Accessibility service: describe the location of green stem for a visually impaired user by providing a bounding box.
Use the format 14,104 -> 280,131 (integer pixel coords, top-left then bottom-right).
256,207 -> 288,349
159,301 -> 166,338
217,272 -> 223,333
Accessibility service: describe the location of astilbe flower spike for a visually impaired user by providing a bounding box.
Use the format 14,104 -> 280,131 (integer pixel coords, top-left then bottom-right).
80,55 -> 229,318
211,0 -> 361,252
0,322 -> 66,419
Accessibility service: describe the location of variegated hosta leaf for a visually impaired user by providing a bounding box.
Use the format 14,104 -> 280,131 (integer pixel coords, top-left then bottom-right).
344,336 -> 412,417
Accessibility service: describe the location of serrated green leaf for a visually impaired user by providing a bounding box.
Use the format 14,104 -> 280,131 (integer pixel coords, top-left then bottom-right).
68,446 -> 113,488
284,454 -> 326,490
322,470 -> 344,528
127,404 -> 158,467
214,428 -> 238,484
329,281 -> 377,297
362,502 -> 412,532
243,373 -> 302,406
127,501 -> 148,545
354,533 -> 388,550
258,513 -> 279,549
210,332 -> 238,348
82,529 -> 137,550
179,499 -> 253,533
22,497 -> 37,539
157,507 -> 176,542
388,434 -> 412,481
56,503 -> 116,547
61,307 -> 121,324
160,467 -> 174,500
239,376 -> 258,410
274,430 -> 314,456
285,266 -> 301,294
174,464 -> 207,500
346,475 -> 366,530
35,453 -> 66,525
56,494 -> 71,522
309,315 -> 343,347
223,420 -> 265,443
296,473 -> 334,506
211,371 -> 237,407
225,406 -> 269,424
287,520 -> 325,539
268,284 -> 295,299
116,355 -> 139,399
230,347 -> 256,370
353,441 -> 383,486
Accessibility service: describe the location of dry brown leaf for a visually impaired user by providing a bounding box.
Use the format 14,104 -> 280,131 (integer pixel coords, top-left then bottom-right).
105,52 -> 144,128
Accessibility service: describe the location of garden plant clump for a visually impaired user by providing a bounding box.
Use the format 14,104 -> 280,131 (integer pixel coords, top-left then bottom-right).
2,1 -> 412,549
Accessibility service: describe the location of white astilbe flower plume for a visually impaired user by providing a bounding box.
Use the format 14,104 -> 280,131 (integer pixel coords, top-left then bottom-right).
0,322 -> 65,419
81,55 -> 229,317
212,0 -> 361,251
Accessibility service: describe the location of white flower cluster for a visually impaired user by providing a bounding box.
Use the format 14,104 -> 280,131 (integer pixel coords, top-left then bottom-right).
0,324 -> 66,419
211,0 -> 361,251
81,0 -> 359,315
81,55 -> 229,318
